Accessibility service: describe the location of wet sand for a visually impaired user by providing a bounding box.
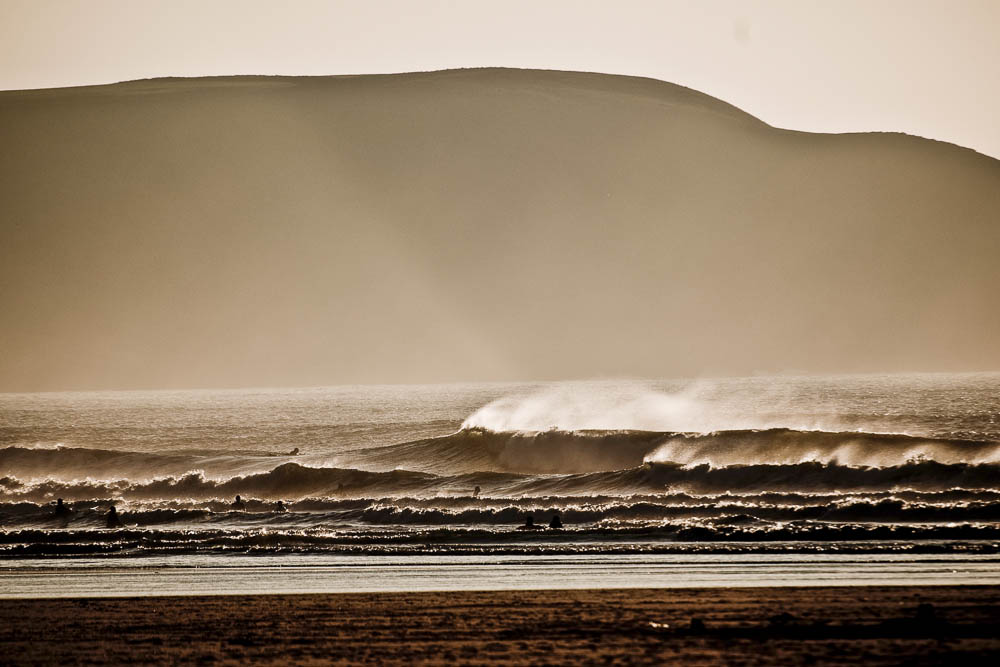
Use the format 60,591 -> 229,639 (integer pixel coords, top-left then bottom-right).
2,586 -> 999,665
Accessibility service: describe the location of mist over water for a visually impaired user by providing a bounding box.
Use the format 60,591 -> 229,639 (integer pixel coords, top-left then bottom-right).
2,373 -> 999,558
462,384 -> 706,432
462,376 -> 997,437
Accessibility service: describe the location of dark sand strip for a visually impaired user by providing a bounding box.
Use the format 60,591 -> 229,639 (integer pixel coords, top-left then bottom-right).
2,586 -> 999,665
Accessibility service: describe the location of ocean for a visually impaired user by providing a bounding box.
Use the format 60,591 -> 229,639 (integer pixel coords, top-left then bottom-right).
2,373 -> 999,596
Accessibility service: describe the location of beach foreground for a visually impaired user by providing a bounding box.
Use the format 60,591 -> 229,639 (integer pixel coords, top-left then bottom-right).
2,586 -> 998,665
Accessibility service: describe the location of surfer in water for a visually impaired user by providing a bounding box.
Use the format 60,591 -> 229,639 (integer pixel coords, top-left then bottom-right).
549,514 -> 563,529
53,498 -> 72,520
232,495 -> 246,511
275,500 -> 287,512
473,485 -> 481,498
106,505 -> 123,528
517,515 -> 542,530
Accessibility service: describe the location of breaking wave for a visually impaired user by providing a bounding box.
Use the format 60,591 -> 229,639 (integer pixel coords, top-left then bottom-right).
4,459 -> 1000,507
643,428 -> 1000,467
7,426 -> 999,485
5,420 -> 1000,557
351,427 -> 1000,475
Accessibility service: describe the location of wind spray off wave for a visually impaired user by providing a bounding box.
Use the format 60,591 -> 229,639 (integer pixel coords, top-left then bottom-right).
454,382 -> 1000,469
458,380 -> 927,435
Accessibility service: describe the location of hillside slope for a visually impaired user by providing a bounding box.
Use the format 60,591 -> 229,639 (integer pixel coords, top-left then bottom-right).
1,68 -> 998,390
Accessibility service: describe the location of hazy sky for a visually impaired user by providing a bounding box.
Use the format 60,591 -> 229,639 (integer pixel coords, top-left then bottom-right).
1,0 -> 999,158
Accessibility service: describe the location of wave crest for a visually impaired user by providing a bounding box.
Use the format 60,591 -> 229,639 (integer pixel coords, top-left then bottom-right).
359,427 -> 1000,475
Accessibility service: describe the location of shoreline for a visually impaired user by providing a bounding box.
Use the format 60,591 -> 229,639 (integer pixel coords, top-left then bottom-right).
3,585 -> 999,664
4,551 -> 999,599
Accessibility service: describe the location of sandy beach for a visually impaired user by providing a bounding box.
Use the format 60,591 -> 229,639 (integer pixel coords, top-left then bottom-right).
2,585 -> 998,665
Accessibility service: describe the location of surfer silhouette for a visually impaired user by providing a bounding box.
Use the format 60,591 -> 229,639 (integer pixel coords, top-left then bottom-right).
53,498 -> 72,520
473,485 -> 481,498
105,505 -> 122,528
517,515 -> 542,530
232,495 -> 246,511
275,500 -> 287,512
548,514 -> 563,529
288,447 -> 300,455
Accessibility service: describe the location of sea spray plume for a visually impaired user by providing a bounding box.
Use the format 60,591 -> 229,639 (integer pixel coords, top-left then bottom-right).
459,380 -> 868,435
460,382 -> 705,432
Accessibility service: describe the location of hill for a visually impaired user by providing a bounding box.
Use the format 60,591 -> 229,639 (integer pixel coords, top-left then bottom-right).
1,68 -> 998,390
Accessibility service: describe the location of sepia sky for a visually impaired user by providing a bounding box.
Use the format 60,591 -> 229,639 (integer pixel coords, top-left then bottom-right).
1,3 -> 999,392
1,0 -> 999,159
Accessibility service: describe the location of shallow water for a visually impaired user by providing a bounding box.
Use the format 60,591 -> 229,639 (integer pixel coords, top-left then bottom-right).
3,552 -> 999,598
